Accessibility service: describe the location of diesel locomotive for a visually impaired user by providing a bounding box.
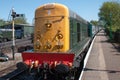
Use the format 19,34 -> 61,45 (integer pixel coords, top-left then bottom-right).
17,3 -> 98,80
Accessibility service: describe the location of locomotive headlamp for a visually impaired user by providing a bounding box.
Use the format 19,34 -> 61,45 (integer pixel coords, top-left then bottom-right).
35,40 -> 41,49
56,30 -> 63,40
45,23 -> 52,29
45,41 -> 52,49
57,34 -> 63,39
45,44 -> 52,49
56,44 -> 63,49
56,41 -> 63,49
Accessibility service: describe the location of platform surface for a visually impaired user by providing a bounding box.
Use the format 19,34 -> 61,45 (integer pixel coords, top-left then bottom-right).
81,30 -> 120,80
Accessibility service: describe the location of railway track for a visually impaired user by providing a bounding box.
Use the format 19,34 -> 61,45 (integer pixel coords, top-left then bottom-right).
0,37 -> 33,53
0,62 -> 28,80
0,65 -> 17,79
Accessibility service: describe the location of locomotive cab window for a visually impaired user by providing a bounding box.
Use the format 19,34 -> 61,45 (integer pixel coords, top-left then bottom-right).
77,23 -> 81,42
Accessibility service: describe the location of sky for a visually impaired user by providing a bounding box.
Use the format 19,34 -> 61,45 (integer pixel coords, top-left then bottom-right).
0,0 -> 111,24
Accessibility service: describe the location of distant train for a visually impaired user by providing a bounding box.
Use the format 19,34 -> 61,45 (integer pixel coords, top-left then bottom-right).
0,24 -> 34,42
0,29 -> 12,42
18,3 -> 99,80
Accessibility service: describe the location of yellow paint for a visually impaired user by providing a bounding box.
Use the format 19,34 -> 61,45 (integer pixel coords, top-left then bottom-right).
34,3 -> 70,53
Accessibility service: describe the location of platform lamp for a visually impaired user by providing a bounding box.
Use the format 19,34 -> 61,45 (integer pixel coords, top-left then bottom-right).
11,8 -> 24,60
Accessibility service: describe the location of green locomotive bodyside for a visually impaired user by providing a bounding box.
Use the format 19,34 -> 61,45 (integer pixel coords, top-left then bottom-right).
68,11 -> 90,57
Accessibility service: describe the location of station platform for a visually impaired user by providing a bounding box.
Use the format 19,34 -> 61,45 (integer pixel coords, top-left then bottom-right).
80,30 -> 120,80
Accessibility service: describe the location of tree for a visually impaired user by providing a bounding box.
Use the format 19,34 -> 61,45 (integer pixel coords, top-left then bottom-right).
0,19 -> 6,26
90,20 -> 98,26
98,1 -> 120,31
14,17 -> 28,24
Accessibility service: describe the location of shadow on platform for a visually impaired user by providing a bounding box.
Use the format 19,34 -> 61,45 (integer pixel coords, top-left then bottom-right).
83,67 -> 120,73
111,43 -> 120,52
98,35 -> 120,52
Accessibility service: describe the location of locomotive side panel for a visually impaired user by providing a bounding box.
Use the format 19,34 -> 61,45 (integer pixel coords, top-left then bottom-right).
34,3 -> 70,52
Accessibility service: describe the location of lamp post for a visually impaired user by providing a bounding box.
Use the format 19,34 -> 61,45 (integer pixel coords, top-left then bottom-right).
11,8 -> 24,60
11,8 -> 15,60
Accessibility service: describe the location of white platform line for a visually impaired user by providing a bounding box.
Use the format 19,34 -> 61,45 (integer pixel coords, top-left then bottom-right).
79,36 -> 96,80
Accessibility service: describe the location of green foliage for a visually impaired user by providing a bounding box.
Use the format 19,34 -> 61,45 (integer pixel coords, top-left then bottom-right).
0,19 -> 6,26
90,20 -> 98,26
0,14 -> 28,27
99,1 -> 120,32
14,17 -> 28,24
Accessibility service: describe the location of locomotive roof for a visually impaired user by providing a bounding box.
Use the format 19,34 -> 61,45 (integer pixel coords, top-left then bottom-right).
35,3 -> 68,12
35,3 -> 88,24
69,10 -> 88,24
